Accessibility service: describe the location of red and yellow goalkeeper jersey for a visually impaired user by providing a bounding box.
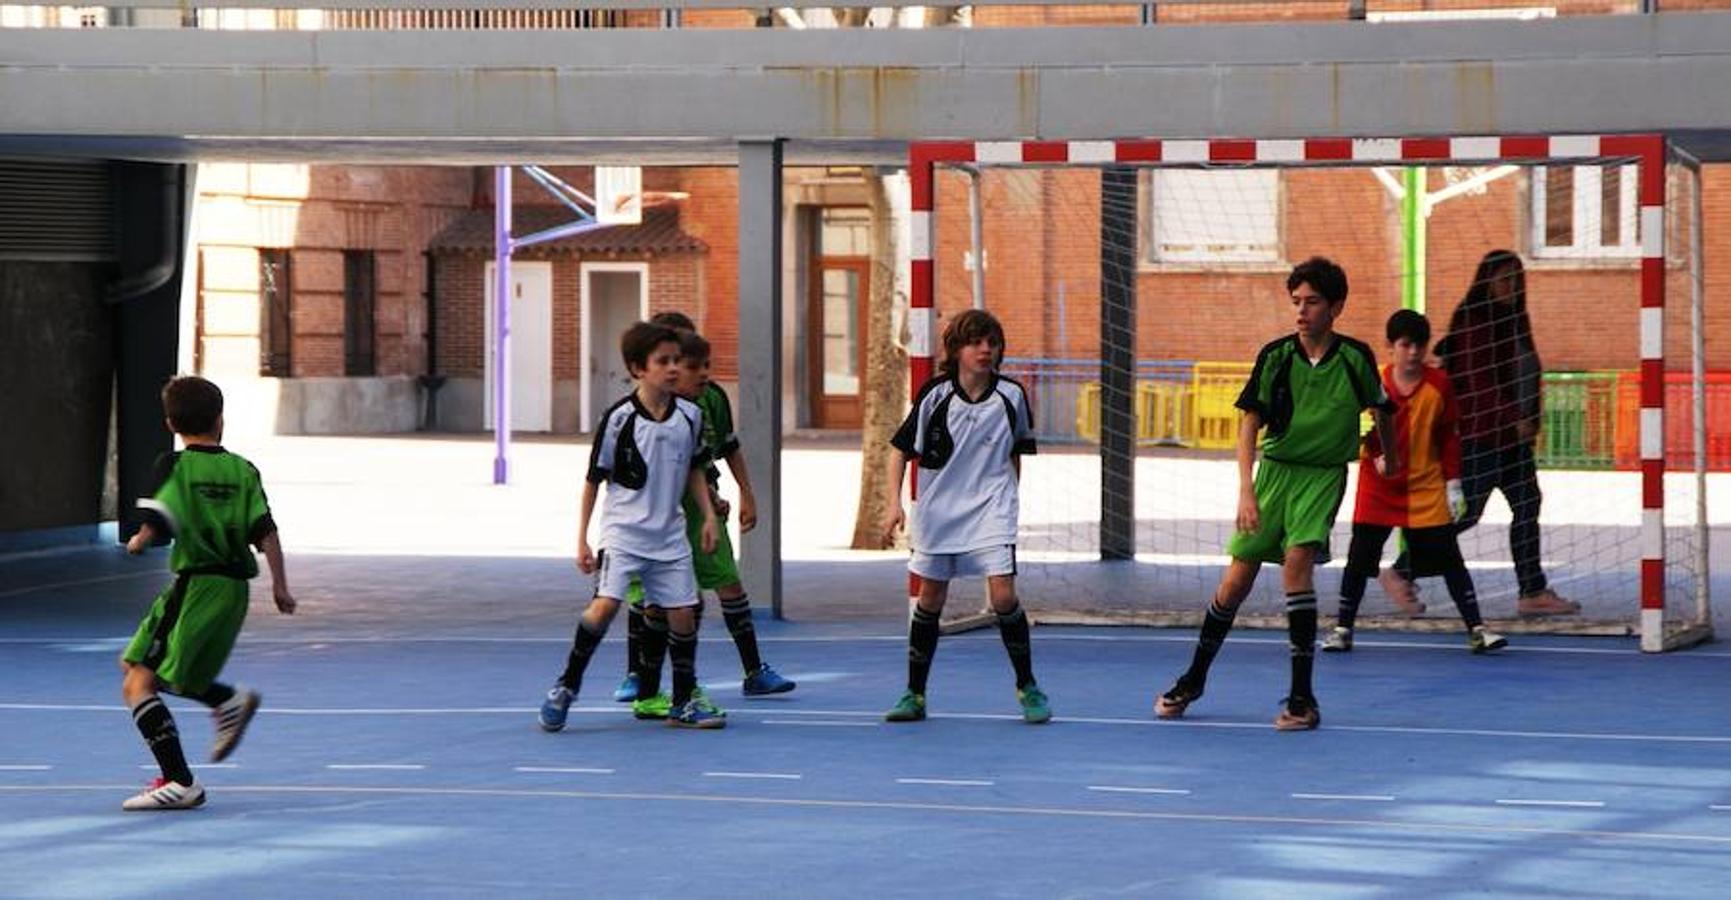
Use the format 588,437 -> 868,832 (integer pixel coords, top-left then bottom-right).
1354,364 -> 1463,528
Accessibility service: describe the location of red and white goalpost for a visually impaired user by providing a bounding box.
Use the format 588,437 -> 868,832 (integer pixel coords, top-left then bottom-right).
905,134 -> 1711,652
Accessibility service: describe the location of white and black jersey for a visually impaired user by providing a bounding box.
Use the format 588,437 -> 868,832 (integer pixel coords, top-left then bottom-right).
587,393 -> 709,561
891,373 -> 1037,554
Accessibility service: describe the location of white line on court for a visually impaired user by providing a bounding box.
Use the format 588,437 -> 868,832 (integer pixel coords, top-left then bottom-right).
1711,805 -> 1731,811
897,778 -> 994,787
0,572 -> 158,600
6,783 -> 1730,845
7,632 -> 1727,657
514,766 -> 614,775
703,772 -> 803,781
0,765 -> 51,771
762,719 -> 878,727
326,764 -> 426,771
1087,786 -> 1190,796
1291,793 -> 1396,802
6,701 -> 1730,745
1495,799 -> 1606,808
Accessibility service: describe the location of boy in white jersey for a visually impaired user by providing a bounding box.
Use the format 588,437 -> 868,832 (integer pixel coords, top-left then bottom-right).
881,309 -> 1050,724
537,321 -> 723,731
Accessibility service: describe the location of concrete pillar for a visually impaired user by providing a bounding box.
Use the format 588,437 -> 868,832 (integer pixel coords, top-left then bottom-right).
1100,166 -> 1137,560
738,139 -> 784,617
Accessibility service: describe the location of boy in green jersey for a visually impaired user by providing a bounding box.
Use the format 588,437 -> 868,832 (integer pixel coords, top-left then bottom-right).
119,376 -> 295,810
1154,257 -> 1398,731
617,320 -> 794,719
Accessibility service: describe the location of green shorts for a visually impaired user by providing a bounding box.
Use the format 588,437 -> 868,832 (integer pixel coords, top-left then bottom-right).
121,573 -> 250,694
1226,459 -> 1348,565
626,498 -> 741,608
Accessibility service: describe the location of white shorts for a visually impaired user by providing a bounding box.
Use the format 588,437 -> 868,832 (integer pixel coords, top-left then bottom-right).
595,549 -> 699,609
909,545 -> 1017,582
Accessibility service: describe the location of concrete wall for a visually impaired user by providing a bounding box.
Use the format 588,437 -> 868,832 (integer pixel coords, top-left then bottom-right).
219,375 -> 422,436
0,261 -> 113,532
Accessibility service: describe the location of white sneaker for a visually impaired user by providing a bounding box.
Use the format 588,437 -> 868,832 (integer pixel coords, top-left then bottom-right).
1321,626 -> 1354,653
210,687 -> 261,762
1469,626 -> 1509,654
122,777 -> 205,811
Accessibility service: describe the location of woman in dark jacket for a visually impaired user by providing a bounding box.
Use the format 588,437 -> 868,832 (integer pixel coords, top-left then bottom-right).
1389,250 -> 1578,617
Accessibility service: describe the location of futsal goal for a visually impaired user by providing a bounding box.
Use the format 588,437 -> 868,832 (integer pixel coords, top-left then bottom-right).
906,134 -> 1712,652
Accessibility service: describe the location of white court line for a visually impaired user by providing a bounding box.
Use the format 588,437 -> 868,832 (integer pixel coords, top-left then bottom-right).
5,632 -> 1722,657
1292,793 -> 1396,802
514,766 -> 614,775
6,784 -> 1730,846
1495,799 -> 1606,808
6,702 -> 1730,745
703,771 -> 803,781
326,764 -> 425,771
0,765 -> 51,771
1711,805 -> 1731,811
898,778 -> 994,787
1087,785 -> 1190,796
0,572 -> 157,599
763,719 -> 878,728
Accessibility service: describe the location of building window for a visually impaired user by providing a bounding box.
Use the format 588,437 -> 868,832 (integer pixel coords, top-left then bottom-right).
1146,169 -> 1280,264
258,249 -> 292,377
1531,164 -> 1639,259
343,250 -> 377,377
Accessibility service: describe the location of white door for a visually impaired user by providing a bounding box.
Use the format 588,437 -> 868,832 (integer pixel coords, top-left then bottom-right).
483,261 -> 553,432
584,269 -> 646,430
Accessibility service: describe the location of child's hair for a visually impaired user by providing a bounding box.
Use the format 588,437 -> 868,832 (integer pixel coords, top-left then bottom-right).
1448,249 -> 1536,365
162,375 -> 224,436
620,321 -> 682,374
938,309 -> 1006,375
1385,308 -> 1431,346
1287,256 -> 1349,304
678,329 -> 711,366
650,311 -> 697,332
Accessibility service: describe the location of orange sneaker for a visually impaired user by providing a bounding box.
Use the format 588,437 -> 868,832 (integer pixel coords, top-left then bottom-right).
1154,677 -> 1203,719
1378,569 -> 1426,616
1518,589 -> 1581,618
1273,696 -> 1321,731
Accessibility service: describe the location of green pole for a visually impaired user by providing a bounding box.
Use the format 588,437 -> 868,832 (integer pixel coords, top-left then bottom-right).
1402,167 -> 1426,313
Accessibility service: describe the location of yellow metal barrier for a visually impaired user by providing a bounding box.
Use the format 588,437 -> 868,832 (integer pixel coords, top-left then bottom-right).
1137,381 -> 1189,446
1189,362 -> 1254,450
1075,381 -> 1102,442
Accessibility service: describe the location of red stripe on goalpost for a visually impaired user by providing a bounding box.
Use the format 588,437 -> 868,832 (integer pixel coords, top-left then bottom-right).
1400,138 -> 1453,160
1115,140 -> 1163,163
1022,142 -> 1069,164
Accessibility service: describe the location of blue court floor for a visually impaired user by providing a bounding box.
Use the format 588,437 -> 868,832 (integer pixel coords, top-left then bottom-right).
5,546 -> 1731,899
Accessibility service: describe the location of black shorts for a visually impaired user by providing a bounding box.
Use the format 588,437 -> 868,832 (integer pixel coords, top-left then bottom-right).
1345,523 -> 1464,580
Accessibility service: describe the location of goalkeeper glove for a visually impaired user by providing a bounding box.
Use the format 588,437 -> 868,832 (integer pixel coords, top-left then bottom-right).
1446,479 -> 1466,522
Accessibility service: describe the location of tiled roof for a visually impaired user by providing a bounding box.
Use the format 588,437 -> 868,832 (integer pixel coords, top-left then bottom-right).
429,203 -> 705,255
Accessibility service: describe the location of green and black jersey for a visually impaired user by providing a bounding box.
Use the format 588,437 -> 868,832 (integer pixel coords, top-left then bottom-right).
1236,334 -> 1394,467
137,445 -> 276,578
693,382 -> 741,487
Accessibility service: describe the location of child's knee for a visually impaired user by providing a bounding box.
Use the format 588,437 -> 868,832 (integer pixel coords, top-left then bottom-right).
986,576 -> 1018,612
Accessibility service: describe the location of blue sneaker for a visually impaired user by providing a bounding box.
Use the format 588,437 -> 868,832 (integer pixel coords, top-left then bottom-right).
538,685 -> 574,732
742,663 -> 796,696
668,698 -> 727,730
1017,683 -> 1053,725
613,672 -> 640,703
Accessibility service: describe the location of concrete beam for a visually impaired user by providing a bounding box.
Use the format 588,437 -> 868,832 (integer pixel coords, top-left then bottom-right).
1,16 -> 1729,157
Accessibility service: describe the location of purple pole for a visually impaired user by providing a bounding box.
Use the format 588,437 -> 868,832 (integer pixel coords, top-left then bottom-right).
493,166 -> 512,485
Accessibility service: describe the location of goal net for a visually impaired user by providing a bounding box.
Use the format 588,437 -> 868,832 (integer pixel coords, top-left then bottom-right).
909,136 -> 1711,651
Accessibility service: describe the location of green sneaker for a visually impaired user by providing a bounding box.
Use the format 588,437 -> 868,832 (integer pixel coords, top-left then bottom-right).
884,690 -> 926,722
689,690 -> 727,720
1018,683 -> 1052,724
632,693 -> 672,720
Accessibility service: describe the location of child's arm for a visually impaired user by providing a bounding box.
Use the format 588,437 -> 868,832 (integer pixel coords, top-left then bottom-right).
687,467 -> 718,555
1235,410 -> 1262,534
1371,408 -> 1402,478
576,479 -> 599,574
882,451 -> 910,544
722,447 -> 757,534
256,531 -> 296,614
125,523 -> 157,555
